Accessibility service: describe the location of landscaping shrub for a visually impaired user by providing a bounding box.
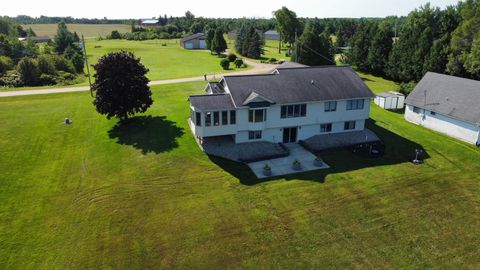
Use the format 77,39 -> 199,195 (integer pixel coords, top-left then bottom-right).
71,53 -> 84,73
234,59 -> 244,68
37,55 -> 56,75
16,57 -> 40,86
39,74 -> 57,85
56,71 -> 77,85
227,53 -> 237,62
0,70 -> 23,87
0,56 -> 13,75
220,58 -> 230,70
269,58 -> 277,63
110,30 -> 122,39
52,55 -> 75,73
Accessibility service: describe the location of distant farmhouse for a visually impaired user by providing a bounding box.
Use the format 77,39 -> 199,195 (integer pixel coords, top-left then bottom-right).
405,72 -> 480,145
138,18 -> 160,26
227,29 -> 264,40
180,33 -> 206,49
18,36 -> 51,43
188,66 -> 375,144
264,30 -> 280,40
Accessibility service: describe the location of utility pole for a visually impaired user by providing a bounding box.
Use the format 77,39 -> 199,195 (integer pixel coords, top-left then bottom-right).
81,35 -> 93,97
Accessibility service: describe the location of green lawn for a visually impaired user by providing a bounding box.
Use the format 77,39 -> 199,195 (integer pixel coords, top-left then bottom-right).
1,39 -> 250,91
1,75 -> 480,268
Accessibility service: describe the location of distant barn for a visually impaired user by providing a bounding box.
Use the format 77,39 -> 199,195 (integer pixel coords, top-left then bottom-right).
138,19 -> 160,27
180,33 -> 207,50
264,30 -> 280,40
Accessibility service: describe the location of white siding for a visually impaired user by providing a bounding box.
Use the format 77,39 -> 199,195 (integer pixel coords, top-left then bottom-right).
405,104 -> 480,144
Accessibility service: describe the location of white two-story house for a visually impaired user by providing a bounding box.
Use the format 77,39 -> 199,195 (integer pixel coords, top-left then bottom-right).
188,66 -> 375,144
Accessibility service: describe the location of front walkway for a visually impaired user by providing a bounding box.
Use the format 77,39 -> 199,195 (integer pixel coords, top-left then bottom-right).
248,144 -> 330,179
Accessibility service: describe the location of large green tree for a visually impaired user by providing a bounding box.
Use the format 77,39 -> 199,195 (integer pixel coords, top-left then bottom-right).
347,20 -> 376,71
366,22 -> 393,75
291,21 -> 334,66
53,21 -> 75,54
92,51 -> 152,121
274,7 -> 302,46
210,28 -> 227,54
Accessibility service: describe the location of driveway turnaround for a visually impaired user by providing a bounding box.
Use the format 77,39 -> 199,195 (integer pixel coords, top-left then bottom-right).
0,60 -> 275,98
248,143 -> 330,179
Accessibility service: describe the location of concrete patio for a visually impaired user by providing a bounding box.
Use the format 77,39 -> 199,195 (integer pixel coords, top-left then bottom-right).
248,144 -> 330,179
301,129 -> 380,153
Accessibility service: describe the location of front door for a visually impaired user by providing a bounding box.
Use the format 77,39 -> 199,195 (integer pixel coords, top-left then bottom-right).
283,127 -> 298,143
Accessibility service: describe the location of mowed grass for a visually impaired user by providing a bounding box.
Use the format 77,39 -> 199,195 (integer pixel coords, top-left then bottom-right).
1,76 -> 480,268
23,24 -> 131,39
85,39 -> 248,81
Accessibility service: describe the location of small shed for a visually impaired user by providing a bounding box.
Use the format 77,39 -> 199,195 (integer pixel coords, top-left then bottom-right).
180,33 -> 206,50
264,30 -> 280,40
374,91 -> 405,110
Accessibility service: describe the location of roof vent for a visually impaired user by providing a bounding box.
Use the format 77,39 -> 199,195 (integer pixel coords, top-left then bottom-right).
311,80 -> 315,85
446,97 -> 449,101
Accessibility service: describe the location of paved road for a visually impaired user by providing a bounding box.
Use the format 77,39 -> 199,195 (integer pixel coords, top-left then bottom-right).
0,60 -> 275,98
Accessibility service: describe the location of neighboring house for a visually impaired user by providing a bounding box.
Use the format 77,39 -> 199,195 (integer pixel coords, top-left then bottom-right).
228,29 -> 264,40
138,19 -> 160,26
188,66 -> 375,144
405,72 -> 480,145
180,33 -> 206,49
18,36 -> 51,43
264,30 -> 280,40
374,91 -> 405,110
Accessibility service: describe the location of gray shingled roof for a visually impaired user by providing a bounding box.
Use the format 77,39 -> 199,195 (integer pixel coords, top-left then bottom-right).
376,91 -> 404,98
405,72 -> 480,124
276,62 -> 308,69
180,33 -> 204,43
189,94 -> 235,111
224,66 -> 374,106
207,82 -> 225,94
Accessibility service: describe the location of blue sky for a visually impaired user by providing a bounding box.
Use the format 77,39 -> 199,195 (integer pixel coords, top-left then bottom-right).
5,0 -> 460,19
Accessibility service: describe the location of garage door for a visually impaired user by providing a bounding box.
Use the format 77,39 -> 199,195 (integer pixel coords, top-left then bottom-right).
199,40 -> 206,49
185,42 -> 194,49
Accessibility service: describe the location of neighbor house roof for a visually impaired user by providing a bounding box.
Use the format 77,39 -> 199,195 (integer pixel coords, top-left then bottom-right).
264,30 -> 279,35
405,72 -> 480,124
180,33 -> 204,43
189,94 -> 235,111
140,19 -> 159,24
223,66 -> 374,107
376,91 -> 404,98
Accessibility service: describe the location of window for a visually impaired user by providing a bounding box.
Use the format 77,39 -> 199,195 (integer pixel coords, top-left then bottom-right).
281,104 -> 307,118
205,112 -> 212,126
195,112 -> 201,126
325,101 -> 337,112
213,112 -> 220,126
249,109 -> 266,123
222,111 -> 228,125
248,131 -> 262,140
230,111 -> 236,125
430,111 -> 436,116
320,123 -> 332,133
346,99 -> 365,110
413,106 -> 422,113
344,121 -> 356,130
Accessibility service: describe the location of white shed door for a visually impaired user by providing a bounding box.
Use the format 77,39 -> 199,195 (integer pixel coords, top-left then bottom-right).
199,40 -> 206,49
185,42 -> 194,49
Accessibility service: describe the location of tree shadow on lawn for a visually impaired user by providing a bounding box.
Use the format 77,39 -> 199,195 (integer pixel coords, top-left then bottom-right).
209,119 -> 429,186
108,115 -> 184,154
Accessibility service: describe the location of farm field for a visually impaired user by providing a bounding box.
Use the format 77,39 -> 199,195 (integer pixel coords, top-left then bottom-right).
22,24 -> 131,39
1,75 -> 480,268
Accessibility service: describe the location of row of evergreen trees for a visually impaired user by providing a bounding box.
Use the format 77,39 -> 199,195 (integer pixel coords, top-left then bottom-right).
234,24 -> 264,59
347,1 -> 480,82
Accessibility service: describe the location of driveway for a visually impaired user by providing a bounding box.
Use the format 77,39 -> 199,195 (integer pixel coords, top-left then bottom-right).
0,60 -> 275,98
